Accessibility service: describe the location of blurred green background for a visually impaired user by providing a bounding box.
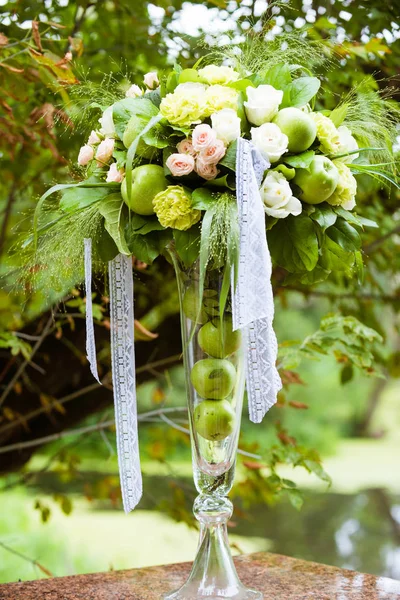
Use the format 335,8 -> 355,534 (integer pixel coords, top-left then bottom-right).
0,0 -> 400,585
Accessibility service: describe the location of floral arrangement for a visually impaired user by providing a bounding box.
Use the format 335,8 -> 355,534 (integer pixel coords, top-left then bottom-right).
29,42 -> 399,292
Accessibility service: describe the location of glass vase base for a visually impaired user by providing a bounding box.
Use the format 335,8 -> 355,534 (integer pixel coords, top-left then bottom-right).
162,585 -> 263,600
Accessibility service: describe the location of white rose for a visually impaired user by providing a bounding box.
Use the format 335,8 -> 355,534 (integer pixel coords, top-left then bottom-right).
244,85 -> 283,126
78,144 -> 94,166
176,138 -> 196,156
96,138 -> 115,165
166,153 -> 195,176
211,108 -> 241,146
260,171 -> 302,219
251,123 -> 288,163
144,71 -> 159,89
198,139 -> 226,165
126,84 -> 143,98
87,130 -> 101,145
192,123 -> 217,151
106,162 -> 125,183
195,157 -> 219,180
198,65 -> 240,85
98,106 -> 115,137
337,125 -> 359,163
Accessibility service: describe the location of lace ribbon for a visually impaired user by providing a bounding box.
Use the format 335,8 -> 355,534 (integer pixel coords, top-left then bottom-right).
84,238 -> 100,384
233,138 -> 282,423
108,254 -> 142,512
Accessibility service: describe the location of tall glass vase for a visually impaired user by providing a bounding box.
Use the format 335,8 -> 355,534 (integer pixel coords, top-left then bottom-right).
163,245 -> 263,600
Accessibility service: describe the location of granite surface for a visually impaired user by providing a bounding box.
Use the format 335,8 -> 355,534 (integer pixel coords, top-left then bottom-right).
1,551 -> 399,600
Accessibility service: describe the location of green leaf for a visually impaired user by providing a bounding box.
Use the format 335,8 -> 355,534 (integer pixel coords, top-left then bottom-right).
192,188 -> 218,210
319,236 -> 354,272
308,204 -> 337,232
272,164 -> 295,180
126,230 -> 171,264
327,218 -> 362,252
228,78 -> 254,91
173,225 -> 201,268
283,266 -> 331,285
262,62 -> 292,90
219,140 -> 237,172
204,174 -> 236,190
281,77 -> 321,108
98,193 -> 130,255
355,215 -> 379,228
287,489 -> 304,511
112,97 -> 159,139
283,150 -> 315,169
268,214 -> 319,272
329,103 -> 348,127
93,228 -> 119,262
332,206 -> 363,228
127,213 -> 166,235
60,185 -> 116,212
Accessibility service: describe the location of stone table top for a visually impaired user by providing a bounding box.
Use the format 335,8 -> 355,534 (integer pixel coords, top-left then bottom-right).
1,552 -> 400,599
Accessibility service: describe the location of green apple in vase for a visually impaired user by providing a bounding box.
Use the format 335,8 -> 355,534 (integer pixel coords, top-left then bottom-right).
198,316 -> 241,359
121,164 -> 168,215
182,286 -> 218,324
190,358 -> 236,400
293,155 -> 339,204
193,399 -> 236,442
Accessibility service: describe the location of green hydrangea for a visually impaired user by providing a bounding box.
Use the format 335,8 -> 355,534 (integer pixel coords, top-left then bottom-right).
311,112 -> 341,154
327,161 -> 357,210
153,185 -> 201,230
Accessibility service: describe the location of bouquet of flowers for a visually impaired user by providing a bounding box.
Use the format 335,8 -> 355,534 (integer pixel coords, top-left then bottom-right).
31,49 -> 399,291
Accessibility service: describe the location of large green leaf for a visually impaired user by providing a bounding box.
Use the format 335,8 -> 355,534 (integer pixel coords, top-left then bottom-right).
192,188 -> 218,210
319,235 -> 354,272
126,213 -> 166,235
98,193 -> 130,255
307,204 -> 337,232
283,150 -> 315,169
327,218 -> 362,251
112,97 -> 159,139
281,77 -> 321,108
267,214 -> 319,272
126,230 -> 172,264
262,62 -> 292,90
173,225 -> 201,268
219,140 -> 237,172
60,185 -> 117,212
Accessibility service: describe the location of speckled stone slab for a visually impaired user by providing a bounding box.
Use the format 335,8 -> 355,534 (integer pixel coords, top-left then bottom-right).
1,552 -> 399,600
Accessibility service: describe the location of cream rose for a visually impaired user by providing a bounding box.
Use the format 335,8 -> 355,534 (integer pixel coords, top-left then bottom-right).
106,162 -> 125,183
244,85 -> 283,126
144,71 -> 159,89
98,106 -> 115,137
126,84 -> 143,98
198,139 -> 226,165
195,157 -> 219,180
260,171 -> 302,219
175,82 -> 207,94
211,108 -> 241,146
87,130 -> 100,145
192,124 -> 217,151
176,138 -> 196,156
166,153 -> 195,176
78,144 -> 94,166
251,123 -> 288,163
337,125 -> 359,163
96,138 -> 115,165
198,65 -> 239,85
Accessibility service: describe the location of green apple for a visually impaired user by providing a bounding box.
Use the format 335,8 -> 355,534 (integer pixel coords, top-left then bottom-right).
121,164 -> 168,215
194,399 -> 235,441
123,115 -> 156,159
293,155 -> 339,204
198,317 -> 241,359
182,286 -> 208,324
190,358 -> 236,400
273,108 -> 317,153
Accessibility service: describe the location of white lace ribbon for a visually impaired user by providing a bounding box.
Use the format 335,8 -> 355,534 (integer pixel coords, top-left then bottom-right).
108,254 -> 142,512
233,138 -> 282,423
84,238 -> 100,384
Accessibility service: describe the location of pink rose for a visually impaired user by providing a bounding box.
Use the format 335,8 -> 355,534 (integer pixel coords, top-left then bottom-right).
198,139 -> 226,165
106,162 -> 125,183
195,157 -> 219,180
192,124 -> 217,152
176,138 -> 196,156
144,71 -> 159,89
96,138 -> 114,165
78,144 -> 94,166
166,153 -> 195,176
87,130 -> 101,145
